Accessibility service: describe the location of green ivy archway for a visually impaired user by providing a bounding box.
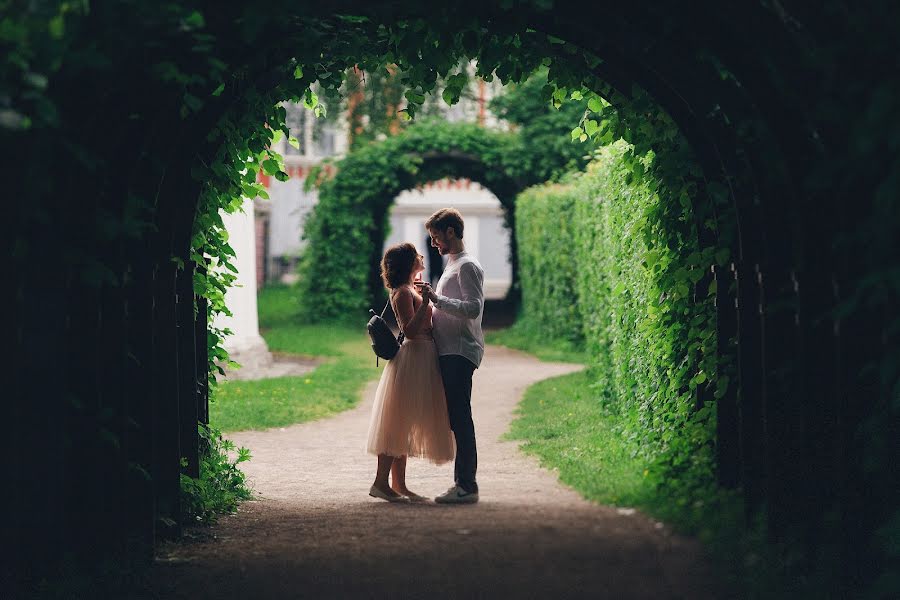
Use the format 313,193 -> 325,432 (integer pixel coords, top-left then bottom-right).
298,120 -> 531,320
8,4 -> 898,592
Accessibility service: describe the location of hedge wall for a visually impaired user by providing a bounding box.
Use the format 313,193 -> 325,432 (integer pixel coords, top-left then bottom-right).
514,183 -> 584,349
515,140 -> 724,514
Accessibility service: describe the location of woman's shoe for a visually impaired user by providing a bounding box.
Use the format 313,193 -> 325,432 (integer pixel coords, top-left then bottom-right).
369,484 -> 410,503
402,491 -> 429,503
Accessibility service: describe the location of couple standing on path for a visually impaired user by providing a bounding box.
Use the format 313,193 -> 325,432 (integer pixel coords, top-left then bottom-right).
366,208 -> 484,505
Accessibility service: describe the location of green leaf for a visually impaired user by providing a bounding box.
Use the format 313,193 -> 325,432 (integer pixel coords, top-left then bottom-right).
294,65 -> 304,79
715,375 -> 730,399
442,87 -> 459,106
404,90 -> 426,104
183,10 -> 205,29
262,159 -> 279,175
48,15 -> 65,39
211,82 -> 225,97
588,97 -> 603,113
24,72 -> 48,90
303,89 -> 318,110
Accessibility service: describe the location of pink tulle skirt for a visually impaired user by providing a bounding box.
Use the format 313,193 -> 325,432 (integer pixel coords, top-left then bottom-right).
366,338 -> 456,464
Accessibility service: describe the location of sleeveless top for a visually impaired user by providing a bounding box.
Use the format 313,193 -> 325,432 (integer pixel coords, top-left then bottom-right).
390,285 -> 433,341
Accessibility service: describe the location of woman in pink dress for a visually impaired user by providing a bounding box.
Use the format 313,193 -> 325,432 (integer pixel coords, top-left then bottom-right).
367,242 -> 456,502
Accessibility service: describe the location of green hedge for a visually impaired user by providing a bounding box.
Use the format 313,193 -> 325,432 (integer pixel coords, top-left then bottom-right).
514,182 -> 584,348
514,140 -> 725,520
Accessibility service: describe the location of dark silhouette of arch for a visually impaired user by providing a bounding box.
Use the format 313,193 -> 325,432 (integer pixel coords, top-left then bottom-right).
6,3 -> 897,594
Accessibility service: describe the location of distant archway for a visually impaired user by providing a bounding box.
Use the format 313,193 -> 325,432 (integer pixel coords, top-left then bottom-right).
297,120 -> 529,319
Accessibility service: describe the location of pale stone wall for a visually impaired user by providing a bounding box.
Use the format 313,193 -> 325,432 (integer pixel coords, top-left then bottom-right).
214,200 -> 271,371
385,179 -> 512,299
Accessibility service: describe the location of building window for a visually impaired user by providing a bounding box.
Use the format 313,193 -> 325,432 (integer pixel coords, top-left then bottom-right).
313,120 -> 337,157
283,103 -> 307,156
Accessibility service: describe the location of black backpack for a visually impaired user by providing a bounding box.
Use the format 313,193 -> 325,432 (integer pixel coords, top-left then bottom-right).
367,295 -> 404,366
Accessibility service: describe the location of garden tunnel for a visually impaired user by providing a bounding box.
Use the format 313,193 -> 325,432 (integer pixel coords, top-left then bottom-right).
7,1 -> 897,593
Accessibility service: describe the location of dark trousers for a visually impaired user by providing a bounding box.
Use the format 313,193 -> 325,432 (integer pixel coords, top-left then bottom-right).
439,355 -> 478,493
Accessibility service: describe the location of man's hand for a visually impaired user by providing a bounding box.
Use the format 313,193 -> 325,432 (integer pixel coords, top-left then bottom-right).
419,282 -> 438,303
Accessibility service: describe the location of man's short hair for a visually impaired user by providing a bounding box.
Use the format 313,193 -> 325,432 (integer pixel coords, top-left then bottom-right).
425,207 -> 465,238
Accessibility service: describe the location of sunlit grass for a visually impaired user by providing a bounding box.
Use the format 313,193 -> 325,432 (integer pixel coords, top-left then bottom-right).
485,318 -> 587,363
489,321 -> 652,508
506,368 -> 654,509
210,284 -> 381,432
497,326 -> 756,596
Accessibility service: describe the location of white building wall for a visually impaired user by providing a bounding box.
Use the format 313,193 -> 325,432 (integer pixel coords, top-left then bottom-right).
386,179 -> 512,299
214,201 -> 270,369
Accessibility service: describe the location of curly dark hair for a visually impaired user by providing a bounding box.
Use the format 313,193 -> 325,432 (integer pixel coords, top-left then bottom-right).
380,242 -> 418,289
425,207 -> 464,238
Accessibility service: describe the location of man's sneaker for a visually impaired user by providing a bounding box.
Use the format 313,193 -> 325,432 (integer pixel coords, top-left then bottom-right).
434,485 -> 479,504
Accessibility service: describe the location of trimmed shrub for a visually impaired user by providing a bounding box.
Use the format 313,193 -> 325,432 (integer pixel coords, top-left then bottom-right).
514,183 -> 583,348
514,140 -> 723,523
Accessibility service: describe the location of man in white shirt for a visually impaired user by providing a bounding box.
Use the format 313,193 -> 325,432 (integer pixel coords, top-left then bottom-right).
421,208 -> 484,504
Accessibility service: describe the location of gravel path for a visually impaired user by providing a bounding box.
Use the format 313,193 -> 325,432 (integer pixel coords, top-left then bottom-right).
152,345 -> 723,599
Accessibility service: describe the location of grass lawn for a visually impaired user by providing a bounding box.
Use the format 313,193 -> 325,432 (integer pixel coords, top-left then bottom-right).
487,320 -> 657,508
210,284 -> 381,432
504,367 -> 656,510
493,326 -> 765,596
485,318 -> 587,364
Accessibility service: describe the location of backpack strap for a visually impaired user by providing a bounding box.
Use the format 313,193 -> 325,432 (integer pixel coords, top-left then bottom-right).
372,290 -> 404,369
388,289 -> 406,342
380,293 -> 392,318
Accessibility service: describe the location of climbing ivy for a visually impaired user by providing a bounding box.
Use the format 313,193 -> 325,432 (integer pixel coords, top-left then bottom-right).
7,3 -> 896,594
489,66 -> 599,183
516,138 -> 729,524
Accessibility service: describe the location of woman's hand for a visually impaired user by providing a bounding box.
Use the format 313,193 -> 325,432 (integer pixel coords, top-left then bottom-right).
418,283 -> 433,304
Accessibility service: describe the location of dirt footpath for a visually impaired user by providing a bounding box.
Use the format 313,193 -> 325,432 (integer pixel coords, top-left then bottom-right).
151,345 -> 724,599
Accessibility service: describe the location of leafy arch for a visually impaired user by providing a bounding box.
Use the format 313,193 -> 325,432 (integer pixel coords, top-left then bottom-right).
6,3 -> 897,592
298,120 -> 526,320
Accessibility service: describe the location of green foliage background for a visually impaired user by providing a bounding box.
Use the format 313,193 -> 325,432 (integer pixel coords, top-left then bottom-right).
515,140 -> 728,525
489,67 -> 599,183
514,182 -> 584,349
179,426 -> 252,525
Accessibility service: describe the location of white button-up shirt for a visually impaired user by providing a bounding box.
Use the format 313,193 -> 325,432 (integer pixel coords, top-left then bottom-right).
431,251 -> 485,368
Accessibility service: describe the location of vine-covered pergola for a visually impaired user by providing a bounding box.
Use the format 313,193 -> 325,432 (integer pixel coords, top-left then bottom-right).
5,1 -> 898,593
298,120 -> 527,319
